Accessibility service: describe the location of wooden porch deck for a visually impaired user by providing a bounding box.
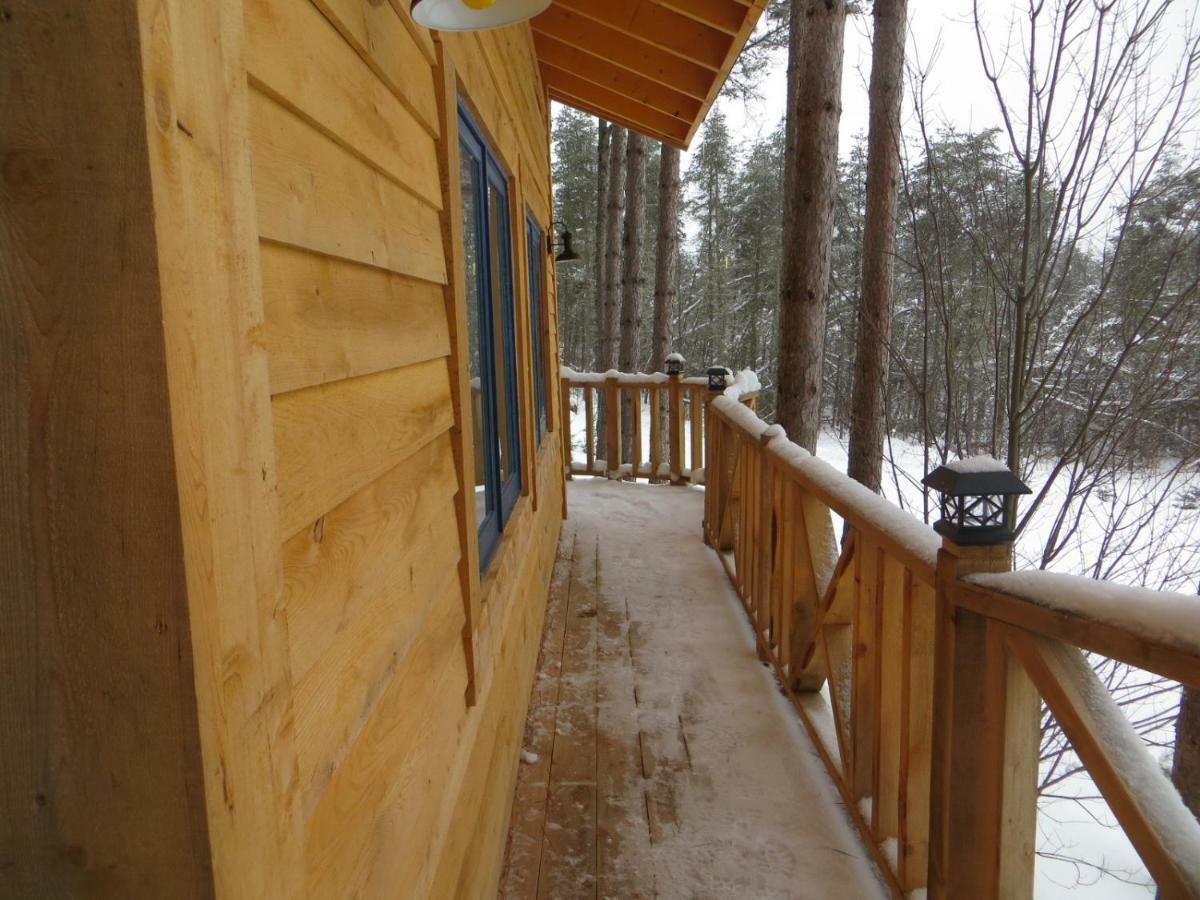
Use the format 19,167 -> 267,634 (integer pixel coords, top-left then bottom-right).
498,479 -> 885,899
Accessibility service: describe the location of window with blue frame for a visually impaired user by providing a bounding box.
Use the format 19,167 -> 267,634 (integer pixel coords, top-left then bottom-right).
459,104 -> 521,570
526,215 -> 548,446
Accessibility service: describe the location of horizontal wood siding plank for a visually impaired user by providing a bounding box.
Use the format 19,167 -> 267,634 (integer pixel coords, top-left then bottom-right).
244,0 -> 441,207
293,511 -> 460,812
304,579 -> 470,898
272,358 -> 454,539
250,89 -> 446,284
282,433 -> 459,681
261,242 -> 449,395
310,0 -> 440,135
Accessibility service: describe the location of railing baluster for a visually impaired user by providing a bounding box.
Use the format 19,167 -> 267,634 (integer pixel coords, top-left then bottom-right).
668,371 -> 683,483
851,539 -> 882,804
650,385 -> 662,483
605,374 -> 620,478
690,386 -> 703,476
755,432 -> 773,657
584,386 -> 594,475
876,555 -> 906,842
561,380 -> 574,480
900,576 -> 935,892
631,387 -> 642,479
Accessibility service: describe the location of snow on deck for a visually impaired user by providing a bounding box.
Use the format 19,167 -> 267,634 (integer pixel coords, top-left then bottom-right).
500,479 -> 885,900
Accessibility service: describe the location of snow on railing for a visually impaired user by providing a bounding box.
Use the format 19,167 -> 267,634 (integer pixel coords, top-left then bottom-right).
704,384 -> 1200,898
710,390 -> 940,570
559,366 -> 759,485
970,569 -> 1200,656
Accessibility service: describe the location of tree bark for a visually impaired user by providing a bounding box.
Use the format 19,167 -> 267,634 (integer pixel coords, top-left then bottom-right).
1171,686 -> 1200,819
651,143 -> 681,475
597,125 -> 626,460
1162,678 -> 1200,899
591,120 -> 611,371
847,0 -> 907,492
619,131 -> 647,463
776,0 -> 848,452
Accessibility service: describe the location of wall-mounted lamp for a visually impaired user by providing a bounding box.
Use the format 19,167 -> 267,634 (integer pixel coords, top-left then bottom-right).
411,0 -> 550,32
555,230 -> 582,264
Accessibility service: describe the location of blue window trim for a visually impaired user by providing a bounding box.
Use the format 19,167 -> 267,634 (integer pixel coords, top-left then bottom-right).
459,103 -> 521,571
526,215 -> 547,446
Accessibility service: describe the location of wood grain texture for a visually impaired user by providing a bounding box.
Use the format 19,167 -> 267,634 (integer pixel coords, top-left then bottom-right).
309,0 -> 440,134
244,0 -> 441,206
0,2 -> 213,894
250,88 -> 446,284
261,241 -> 449,396
272,357 -> 455,539
142,1 -> 308,895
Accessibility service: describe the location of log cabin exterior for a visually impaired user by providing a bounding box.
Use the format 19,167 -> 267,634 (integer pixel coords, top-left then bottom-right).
1,1 -> 766,897
6,2 -> 1200,899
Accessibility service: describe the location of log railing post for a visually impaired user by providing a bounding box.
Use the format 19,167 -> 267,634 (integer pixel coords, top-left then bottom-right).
929,539 -> 1038,900
754,430 -> 774,660
560,379 -> 573,483
668,371 -> 684,483
605,374 -> 620,479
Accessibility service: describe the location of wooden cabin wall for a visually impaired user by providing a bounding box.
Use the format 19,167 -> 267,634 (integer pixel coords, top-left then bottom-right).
245,1 -> 563,898
2,1 -> 562,897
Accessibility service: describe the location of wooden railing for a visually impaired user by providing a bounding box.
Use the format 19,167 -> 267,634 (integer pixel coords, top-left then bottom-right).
559,367 -> 757,483
703,395 -> 1200,899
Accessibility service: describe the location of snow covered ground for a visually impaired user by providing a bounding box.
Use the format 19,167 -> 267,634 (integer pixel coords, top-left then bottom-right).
566,398 -> 1200,897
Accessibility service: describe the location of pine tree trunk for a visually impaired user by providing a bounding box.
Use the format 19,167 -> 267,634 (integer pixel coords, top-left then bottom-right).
591,120 -> 611,371
847,0 -> 906,492
776,0 -> 848,452
651,143 -> 680,477
619,132 -> 647,465
1171,687 -> 1200,816
597,125 -> 626,462
1162,680 -> 1200,899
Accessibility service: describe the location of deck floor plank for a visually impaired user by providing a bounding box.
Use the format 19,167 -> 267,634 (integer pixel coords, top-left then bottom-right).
501,481 -> 887,900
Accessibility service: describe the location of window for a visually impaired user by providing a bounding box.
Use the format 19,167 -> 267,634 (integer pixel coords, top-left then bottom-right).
459,105 -> 521,570
526,215 -> 548,446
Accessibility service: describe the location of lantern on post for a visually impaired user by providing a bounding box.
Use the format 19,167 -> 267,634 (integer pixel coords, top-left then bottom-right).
706,366 -> 730,392
921,457 -> 1031,546
665,352 -> 684,376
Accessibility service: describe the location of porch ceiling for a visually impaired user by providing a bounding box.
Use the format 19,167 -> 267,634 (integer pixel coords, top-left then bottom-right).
531,0 -> 767,149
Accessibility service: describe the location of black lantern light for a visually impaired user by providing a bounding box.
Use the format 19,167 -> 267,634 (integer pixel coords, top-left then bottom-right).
706,366 -> 730,392
665,353 -> 684,376
411,0 -> 550,31
553,228 -> 581,264
922,459 -> 1031,546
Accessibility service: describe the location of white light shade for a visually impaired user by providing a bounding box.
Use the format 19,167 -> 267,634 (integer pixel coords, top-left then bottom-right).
411,0 -> 551,31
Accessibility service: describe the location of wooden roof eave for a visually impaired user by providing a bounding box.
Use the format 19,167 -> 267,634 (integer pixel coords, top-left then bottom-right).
531,0 -> 767,150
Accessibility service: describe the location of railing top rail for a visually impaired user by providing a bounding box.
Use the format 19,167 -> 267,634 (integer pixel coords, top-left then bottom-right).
710,394 -> 941,579
961,574 -> 1200,687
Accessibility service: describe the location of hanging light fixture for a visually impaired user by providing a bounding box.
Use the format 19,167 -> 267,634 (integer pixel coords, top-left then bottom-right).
411,0 -> 551,31
554,229 -> 581,264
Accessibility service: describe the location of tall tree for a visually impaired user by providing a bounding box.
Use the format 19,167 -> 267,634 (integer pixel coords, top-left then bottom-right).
683,110 -> 736,368
597,125 -> 627,460
599,125 -> 627,374
591,120 -> 611,370
776,0 -> 849,451
619,132 -> 648,461
651,143 -> 681,470
847,0 -> 908,492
